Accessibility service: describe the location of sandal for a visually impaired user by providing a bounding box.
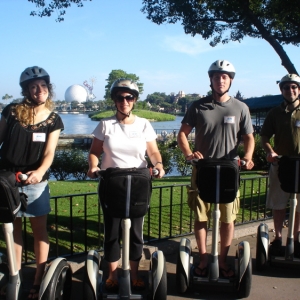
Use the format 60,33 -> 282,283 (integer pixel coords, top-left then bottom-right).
105,279 -> 118,292
28,285 -> 40,299
193,265 -> 208,277
219,267 -> 235,279
131,278 -> 145,291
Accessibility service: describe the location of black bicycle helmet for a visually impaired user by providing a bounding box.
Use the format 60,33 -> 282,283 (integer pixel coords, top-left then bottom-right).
110,78 -> 139,99
20,66 -> 50,88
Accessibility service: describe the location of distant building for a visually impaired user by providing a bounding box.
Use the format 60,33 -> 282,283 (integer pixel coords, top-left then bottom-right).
173,90 -> 186,103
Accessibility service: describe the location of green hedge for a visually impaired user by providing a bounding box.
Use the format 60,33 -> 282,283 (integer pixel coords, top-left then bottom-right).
50,135 -> 272,180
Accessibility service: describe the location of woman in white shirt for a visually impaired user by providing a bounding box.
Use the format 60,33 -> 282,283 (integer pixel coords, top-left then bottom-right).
87,78 -> 165,292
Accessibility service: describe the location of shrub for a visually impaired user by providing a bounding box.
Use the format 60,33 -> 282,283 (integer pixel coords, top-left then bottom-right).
51,149 -> 89,180
156,140 -> 174,175
237,135 -> 273,170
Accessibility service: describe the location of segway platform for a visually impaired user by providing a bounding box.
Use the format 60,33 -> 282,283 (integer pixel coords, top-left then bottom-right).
176,159 -> 252,298
256,156 -> 300,271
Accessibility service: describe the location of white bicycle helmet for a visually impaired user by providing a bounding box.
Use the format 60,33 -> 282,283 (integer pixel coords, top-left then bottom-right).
20,66 -> 50,88
110,78 -> 139,99
208,60 -> 236,79
279,74 -> 300,88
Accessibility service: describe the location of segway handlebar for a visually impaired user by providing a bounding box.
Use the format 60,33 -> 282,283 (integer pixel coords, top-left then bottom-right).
16,172 -> 28,182
93,168 -> 160,178
152,168 -> 159,176
187,158 -> 246,167
93,170 -> 105,178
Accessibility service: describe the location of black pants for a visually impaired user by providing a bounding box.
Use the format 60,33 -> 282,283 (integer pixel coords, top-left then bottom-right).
99,183 -> 144,262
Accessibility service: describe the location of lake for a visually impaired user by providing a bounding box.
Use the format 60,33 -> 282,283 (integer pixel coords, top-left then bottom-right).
59,112 -> 260,135
59,113 -> 184,135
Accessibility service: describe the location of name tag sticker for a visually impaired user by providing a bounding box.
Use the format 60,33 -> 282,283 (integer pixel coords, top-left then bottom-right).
32,132 -> 46,142
129,131 -> 140,138
295,120 -> 300,127
224,116 -> 235,124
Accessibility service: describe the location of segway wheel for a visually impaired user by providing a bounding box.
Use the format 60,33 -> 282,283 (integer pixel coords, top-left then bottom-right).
40,260 -> 72,300
0,263 -> 8,289
151,251 -> 167,300
83,250 -> 101,300
175,251 -> 188,294
237,256 -> 252,299
256,226 -> 268,271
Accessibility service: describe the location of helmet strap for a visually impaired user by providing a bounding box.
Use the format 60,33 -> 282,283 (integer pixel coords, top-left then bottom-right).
210,82 -> 231,97
25,98 -> 46,107
283,96 -> 299,104
116,107 -> 131,119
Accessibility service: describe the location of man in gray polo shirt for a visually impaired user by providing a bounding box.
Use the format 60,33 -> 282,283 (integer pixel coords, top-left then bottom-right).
177,60 -> 254,278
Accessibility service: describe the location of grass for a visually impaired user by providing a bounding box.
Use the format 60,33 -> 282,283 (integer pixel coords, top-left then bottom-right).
0,173 -> 270,262
90,109 -> 176,121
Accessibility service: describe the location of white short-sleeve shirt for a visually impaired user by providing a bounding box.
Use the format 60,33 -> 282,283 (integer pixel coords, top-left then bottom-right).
92,115 -> 157,169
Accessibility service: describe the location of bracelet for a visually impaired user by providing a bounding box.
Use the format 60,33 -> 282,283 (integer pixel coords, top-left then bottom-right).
154,162 -> 163,166
185,153 -> 193,159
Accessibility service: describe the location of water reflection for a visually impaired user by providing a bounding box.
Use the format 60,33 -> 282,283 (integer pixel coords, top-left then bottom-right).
59,113 -> 261,135
59,113 -> 184,135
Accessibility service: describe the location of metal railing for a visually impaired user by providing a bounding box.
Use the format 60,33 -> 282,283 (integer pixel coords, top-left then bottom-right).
16,174 -> 269,263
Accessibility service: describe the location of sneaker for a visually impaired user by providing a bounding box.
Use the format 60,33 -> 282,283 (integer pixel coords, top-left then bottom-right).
131,278 -> 145,291
269,239 -> 283,256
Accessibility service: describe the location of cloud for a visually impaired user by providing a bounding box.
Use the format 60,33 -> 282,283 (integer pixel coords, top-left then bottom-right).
163,34 -> 240,55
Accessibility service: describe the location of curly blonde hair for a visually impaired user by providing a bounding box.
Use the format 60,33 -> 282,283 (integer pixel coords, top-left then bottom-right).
14,82 -> 55,125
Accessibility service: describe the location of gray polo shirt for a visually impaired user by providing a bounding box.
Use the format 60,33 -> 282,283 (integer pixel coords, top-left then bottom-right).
182,96 -> 253,159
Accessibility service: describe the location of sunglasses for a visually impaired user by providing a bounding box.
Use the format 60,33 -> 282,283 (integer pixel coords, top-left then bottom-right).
115,95 -> 135,102
282,85 -> 298,91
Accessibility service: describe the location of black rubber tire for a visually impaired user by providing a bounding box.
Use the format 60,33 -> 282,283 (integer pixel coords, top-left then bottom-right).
82,254 -> 100,300
153,255 -> 167,300
175,251 -> 188,294
237,256 -> 252,299
40,260 -> 72,300
0,263 -> 8,289
256,227 -> 267,271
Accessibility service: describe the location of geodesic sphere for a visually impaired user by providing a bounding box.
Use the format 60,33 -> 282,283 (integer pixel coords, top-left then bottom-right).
64,85 -> 87,102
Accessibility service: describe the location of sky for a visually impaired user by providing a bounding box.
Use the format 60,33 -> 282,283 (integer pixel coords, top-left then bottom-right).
0,0 -> 299,102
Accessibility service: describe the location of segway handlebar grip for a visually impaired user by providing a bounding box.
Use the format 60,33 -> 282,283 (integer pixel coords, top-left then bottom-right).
93,170 -> 106,178
16,172 -> 28,182
152,168 -> 159,176
240,160 -> 246,167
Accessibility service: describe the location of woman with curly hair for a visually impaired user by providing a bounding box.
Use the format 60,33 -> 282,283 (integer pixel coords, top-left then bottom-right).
0,66 -> 64,299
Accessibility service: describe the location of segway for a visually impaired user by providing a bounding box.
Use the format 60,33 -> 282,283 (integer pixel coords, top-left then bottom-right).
176,159 -> 252,298
0,222 -> 22,300
256,156 -> 300,271
0,172 -> 29,300
83,168 -> 167,300
16,173 -> 73,300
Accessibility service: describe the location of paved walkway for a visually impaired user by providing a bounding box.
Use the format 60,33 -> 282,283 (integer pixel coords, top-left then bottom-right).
21,220 -> 300,299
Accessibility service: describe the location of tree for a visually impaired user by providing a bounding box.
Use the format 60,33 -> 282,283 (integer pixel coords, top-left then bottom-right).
29,0 -> 91,22
104,70 -> 144,101
2,94 -> 13,102
141,0 -> 300,74
235,91 -> 244,100
146,92 -> 168,105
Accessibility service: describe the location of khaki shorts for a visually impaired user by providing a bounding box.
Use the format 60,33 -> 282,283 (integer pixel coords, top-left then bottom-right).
266,162 -> 300,212
187,167 -> 240,223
